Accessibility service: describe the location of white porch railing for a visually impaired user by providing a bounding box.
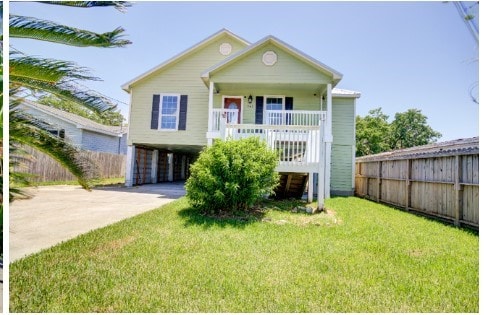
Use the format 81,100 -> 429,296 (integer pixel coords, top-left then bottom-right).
211,108 -> 239,131
222,123 -> 324,172
210,109 -> 325,132
208,109 -> 326,172
264,110 -> 324,126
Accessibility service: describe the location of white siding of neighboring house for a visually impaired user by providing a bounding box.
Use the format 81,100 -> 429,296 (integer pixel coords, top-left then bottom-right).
81,130 -> 126,154
17,105 -> 83,147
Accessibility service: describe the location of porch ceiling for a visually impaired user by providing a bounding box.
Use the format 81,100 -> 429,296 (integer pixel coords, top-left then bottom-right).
135,143 -> 203,155
214,82 -> 327,95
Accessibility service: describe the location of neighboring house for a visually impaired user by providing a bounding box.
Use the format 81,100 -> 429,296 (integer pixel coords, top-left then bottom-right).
18,99 -> 128,155
122,29 -> 360,209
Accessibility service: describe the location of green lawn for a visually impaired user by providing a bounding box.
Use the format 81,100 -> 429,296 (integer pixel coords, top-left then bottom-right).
10,197 -> 478,312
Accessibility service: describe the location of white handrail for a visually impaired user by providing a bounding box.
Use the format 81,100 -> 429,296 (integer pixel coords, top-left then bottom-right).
264,110 -> 324,126
211,108 -> 239,131
223,124 -> 322,165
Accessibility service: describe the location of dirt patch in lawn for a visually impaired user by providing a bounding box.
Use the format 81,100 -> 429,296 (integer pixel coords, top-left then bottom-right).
93,235 -> 138,255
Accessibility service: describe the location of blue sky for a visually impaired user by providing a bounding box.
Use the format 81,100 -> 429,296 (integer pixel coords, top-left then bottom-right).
10,1 -> 479,141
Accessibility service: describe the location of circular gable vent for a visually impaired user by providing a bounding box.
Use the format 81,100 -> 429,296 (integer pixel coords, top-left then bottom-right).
219,43 -> 232,56
262,51 -> 278,66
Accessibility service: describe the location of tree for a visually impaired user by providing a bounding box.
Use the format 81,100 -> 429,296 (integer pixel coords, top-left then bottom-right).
355,108 -> 391,156
9,1 -> 131,195
38,95 -> 125,126
390,109 -> 442,149
356,107 -> 442,157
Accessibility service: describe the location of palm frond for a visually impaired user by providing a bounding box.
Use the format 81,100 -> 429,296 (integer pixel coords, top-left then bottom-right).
10,105 -> 99,192
38,1 -> 131,12
10,15 -> 132,48
10,76 -> 116,113
10,53 -> 100,84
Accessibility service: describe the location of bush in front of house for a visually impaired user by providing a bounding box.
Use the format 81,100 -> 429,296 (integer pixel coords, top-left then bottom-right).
186,137 -> 279,215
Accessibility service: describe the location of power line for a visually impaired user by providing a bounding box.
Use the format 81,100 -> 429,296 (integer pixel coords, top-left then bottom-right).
74,82 -> 129,108
453,1 -> 479,43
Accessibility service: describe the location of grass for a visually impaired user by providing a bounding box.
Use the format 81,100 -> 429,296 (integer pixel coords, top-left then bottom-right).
9,197 -> 478,312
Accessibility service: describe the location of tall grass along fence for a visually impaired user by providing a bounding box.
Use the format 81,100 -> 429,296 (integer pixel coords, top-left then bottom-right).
14,146 -> 126,182
355,137 -> 478,229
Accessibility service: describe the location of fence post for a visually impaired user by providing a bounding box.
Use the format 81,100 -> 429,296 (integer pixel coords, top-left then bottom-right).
377,161 -> 382,202
405,159 -> 412,211
454,155 -> 463,226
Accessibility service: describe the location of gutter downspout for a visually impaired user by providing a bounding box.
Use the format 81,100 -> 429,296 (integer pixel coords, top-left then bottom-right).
125,88 -> 135,187
325,84 -> 333,199
317,92 -> 325,211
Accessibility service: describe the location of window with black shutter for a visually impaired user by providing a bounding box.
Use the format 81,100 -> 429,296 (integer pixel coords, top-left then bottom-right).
150,94 -> 188,131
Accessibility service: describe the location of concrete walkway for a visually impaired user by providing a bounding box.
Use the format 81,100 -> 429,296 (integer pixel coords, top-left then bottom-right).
9,183 -> 186,262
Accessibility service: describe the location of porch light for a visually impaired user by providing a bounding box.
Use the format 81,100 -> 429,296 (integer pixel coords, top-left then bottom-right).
248,94 -> 253,105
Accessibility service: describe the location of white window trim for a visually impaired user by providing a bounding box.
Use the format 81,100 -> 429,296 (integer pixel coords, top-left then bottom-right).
263,95 -> 285,124
221,95 -> 244,124
158,93 -> 181,131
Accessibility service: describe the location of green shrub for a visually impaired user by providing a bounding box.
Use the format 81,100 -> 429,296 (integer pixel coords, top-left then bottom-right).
186,137 -> 279,214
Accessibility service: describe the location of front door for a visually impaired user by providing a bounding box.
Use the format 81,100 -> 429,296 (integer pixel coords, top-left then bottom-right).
224,97 -> 242,124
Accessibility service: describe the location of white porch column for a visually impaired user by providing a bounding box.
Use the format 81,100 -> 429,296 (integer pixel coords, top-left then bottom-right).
125,145 -> 135,187
151,150 -> 159,184
168,153 -> 174,182
308,172 -> 314,203
207,81 -> 214,146
317,119 -> 325,211
324,84 -> 333,199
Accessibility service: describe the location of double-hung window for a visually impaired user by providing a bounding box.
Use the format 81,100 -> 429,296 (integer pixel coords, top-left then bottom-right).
151,94 -> 188,131
160,94 -> 180,130
265,96 -> 284,125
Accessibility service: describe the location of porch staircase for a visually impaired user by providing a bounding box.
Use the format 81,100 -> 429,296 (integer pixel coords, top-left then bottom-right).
274,172 -> 309,199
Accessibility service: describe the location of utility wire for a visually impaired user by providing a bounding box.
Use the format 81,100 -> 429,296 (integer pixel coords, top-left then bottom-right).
453,1 -> 479,43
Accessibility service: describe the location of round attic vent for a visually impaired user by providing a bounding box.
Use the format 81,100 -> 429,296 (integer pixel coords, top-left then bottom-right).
219,43 -> 232,56
262,51 -> 278,66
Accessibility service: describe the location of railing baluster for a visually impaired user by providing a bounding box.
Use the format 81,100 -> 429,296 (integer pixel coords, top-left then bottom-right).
210,110 -> 325,166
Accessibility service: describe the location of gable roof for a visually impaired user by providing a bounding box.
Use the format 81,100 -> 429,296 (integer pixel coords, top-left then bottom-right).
121,29 -> 250,91
201,35 -> 343,86
19,99 -> 127,137
332,88 -> 361,98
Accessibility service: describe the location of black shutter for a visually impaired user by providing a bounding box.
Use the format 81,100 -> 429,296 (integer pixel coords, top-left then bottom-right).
151,95 -> 160,129
178,95 -> 188,130
285,97 -> 293,110
285,97 -> 293,125
255,96 -> 264,125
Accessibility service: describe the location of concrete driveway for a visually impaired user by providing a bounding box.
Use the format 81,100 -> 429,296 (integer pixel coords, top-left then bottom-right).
9,182 -> 186,262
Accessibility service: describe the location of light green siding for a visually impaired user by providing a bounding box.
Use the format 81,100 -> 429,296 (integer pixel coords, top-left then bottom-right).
331,97 -> 356,194
331,144 -> 354,194
211,43 -> 332,84
332,98 -> 356,145
128,35 -> 247,148
127,32 -> 357,194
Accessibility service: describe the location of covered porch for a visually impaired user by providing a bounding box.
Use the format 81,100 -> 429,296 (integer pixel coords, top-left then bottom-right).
199,35 -> 344,210
204,81 -> 335,210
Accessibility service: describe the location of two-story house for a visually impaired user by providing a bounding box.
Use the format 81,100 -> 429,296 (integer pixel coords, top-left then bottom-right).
122,29 -> 360,209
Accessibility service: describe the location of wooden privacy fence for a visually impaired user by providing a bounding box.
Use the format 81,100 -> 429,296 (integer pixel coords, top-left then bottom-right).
14,146 -> 126,182
355,138 -> 479,229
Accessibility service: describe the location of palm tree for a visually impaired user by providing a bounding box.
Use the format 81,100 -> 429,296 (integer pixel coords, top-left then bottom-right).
9,1 -> 131,198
